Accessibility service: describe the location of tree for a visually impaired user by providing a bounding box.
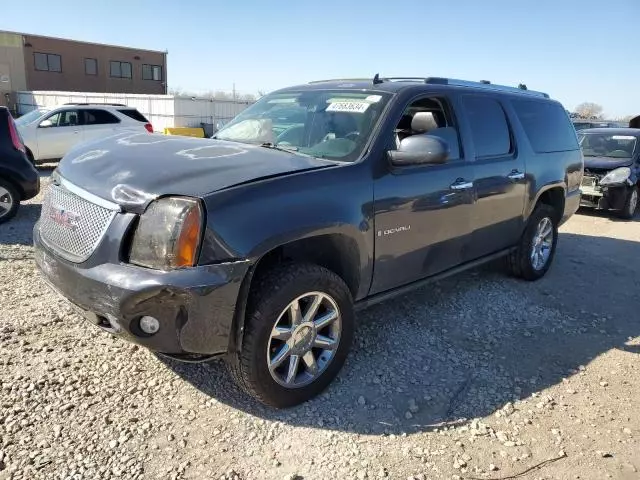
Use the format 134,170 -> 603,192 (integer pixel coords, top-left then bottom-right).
574,102 -> 604,120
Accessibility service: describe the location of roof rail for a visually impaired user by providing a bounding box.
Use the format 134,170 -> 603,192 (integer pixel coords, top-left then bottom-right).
307,75 -> 550,98
308,78 -> 371,84
423,77 -> 549,98
63,102 -> 128,106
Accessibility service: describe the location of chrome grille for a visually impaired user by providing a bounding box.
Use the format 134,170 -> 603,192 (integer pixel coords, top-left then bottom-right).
39,183 -> 117,262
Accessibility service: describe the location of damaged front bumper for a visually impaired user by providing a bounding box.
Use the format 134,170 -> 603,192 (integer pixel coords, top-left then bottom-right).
33,226 -> 250,359
579,177 -> 632,211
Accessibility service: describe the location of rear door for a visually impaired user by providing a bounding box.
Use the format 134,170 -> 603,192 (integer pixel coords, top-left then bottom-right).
456,94 -> 526,259
82,109 -> 122,143
35,109 -> 83,160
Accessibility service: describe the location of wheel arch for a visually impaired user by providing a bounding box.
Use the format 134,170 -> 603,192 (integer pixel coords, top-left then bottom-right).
229,231 -> 365,354
529,184 -> 565,225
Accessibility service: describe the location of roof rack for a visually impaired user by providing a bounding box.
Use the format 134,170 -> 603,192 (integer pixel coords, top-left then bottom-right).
374,75 -> 550,98
63,102 -> 128,106
308,75 -> 550,98
422,77 -> 549,97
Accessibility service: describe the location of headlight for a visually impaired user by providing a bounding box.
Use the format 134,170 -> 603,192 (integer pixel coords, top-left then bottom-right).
599,167 -> 631,186
129,196 -> 204,270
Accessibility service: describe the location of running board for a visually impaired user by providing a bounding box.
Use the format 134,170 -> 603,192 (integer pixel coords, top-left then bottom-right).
355,248 -> 514,311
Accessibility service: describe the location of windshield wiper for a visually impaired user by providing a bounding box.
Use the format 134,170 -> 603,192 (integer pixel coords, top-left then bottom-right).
260,142 -> 299,152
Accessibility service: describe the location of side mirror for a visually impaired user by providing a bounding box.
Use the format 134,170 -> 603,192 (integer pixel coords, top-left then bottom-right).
388,134 -> 449,166
39,119 -> 54,128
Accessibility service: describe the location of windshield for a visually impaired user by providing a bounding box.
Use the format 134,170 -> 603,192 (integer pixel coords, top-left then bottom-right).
14,109 -> 48,127
578,133 -> 638,158
214,90 -> 392,161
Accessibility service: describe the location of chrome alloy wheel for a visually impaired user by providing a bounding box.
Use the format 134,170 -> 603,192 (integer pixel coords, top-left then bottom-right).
267,292 -> 342,388
530,217 -> 554,271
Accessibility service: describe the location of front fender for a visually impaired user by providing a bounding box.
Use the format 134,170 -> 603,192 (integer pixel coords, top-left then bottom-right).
200,162 -> 374,298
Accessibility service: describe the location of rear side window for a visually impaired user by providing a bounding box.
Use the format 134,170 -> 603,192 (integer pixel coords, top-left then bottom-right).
462,96 -> 512,157
83,109 -> 120,125
512,100 -> 578,153
117,109 -> 149,123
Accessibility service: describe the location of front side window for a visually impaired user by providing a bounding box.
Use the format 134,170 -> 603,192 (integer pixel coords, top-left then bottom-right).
40,110 -> 80,128
578,133 -> 637,158
392,96 -> 462,161
34,53 -> 62,72
214,90 -> 392,161
110,61 -> 132,79
462,95 -> 512,157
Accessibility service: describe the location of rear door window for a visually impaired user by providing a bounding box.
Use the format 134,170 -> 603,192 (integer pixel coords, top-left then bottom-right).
83,109 -> 120,125
461,96 -> 512,158
117,109 -> 149,123
512,100 -> 578,153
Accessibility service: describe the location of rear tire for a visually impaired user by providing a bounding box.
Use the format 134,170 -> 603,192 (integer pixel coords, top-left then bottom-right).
0,179 -> 20,225
507,204 -> 558,281
227,263 -> 354,408
619,186 -> 638,220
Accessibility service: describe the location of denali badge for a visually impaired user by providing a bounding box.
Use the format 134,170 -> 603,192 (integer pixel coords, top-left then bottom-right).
49,205 -> 80,231
377,225 -> 411,237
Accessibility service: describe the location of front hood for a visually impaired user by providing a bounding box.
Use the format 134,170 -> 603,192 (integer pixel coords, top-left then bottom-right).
57,132 -> 336,209
583,156 -> 634,170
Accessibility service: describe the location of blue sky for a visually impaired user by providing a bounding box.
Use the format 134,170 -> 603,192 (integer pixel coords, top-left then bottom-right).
2,0 -> 638,117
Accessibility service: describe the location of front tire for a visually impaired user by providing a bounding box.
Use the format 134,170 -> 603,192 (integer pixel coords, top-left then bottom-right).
619,186 -> 638,220
507,204 -> 558,281
227,263 -> 354,408
0,180 -> 20,225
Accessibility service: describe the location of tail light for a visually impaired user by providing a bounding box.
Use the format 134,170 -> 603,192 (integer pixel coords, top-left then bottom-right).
144,123 -> 153,133
8,115 -> 26,153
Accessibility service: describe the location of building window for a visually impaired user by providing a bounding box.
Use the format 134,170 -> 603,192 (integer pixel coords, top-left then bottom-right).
142,64 -> 163,81
34,53 -> 62,72
110,61 -> 132,79
85,58 -> 98,75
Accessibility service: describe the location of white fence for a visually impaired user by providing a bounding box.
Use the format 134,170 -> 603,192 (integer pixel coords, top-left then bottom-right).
16,91 -> 254,133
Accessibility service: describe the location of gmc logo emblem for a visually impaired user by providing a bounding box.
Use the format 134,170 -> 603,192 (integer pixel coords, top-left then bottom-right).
49,205 -> 80,231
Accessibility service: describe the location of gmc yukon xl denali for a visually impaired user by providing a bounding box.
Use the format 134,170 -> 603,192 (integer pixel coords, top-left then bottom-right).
33,76 -> 583,407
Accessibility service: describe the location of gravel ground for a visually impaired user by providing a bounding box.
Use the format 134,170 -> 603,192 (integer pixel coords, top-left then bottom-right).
1,170 -> 639,480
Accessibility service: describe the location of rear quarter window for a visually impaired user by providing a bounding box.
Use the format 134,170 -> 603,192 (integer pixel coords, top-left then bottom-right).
512,100 -> 578,153
117,109 -> 149,123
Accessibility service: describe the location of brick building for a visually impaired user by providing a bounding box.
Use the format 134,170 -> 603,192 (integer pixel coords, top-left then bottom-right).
0,30 -> 167,108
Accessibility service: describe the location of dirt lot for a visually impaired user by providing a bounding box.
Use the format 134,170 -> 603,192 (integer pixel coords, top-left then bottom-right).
0,171 -> 638,480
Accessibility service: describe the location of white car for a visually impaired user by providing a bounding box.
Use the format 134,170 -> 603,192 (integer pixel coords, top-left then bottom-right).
14,103 -> 154,164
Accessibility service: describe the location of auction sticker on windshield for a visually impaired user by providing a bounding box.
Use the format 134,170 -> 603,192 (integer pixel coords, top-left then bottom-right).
326,101 -> 370,113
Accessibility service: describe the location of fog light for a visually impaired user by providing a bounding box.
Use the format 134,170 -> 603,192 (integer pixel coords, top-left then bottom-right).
139,316 -> 160,335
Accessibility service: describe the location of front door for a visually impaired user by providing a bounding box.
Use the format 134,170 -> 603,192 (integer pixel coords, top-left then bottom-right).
370,95 -> 475,295
457,95 -> 526,259
36,109 -> 83,160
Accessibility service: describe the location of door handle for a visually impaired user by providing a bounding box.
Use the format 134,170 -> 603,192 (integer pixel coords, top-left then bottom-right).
73,130 -> 80,134
450,179 -> 474,190
508,170 -> 525,181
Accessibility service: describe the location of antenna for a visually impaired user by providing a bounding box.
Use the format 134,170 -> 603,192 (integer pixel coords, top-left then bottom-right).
373,73 -> 383,85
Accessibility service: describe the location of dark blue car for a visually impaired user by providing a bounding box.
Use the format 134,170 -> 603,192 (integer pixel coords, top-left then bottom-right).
578,128 -> 640,218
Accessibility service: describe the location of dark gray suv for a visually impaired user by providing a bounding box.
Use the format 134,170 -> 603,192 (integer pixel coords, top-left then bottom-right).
33,76 -> 583,407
